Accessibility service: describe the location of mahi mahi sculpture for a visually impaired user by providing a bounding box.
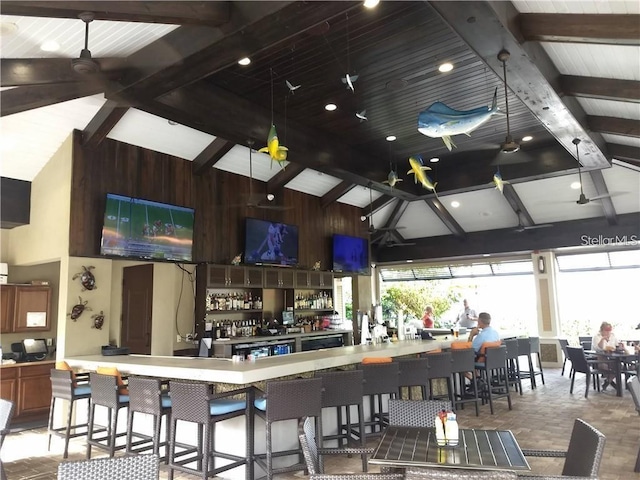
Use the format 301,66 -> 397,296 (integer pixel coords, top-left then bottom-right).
259,124 -> 288,170
407,156 -> 437,194
418,87 -> 500,151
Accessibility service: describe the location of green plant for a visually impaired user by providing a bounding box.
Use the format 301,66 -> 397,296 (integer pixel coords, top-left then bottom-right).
380,281 -> 460,327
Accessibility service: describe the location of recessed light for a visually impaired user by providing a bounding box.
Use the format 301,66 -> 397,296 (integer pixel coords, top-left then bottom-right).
237,57 -> 251,66
438,63 -> 454,73
360,215 -> 367,222
266,193 -> 275,201
40,40 -> 60,52
450,201 -> 460,208
570,181 -> 581,190
483,254 -> 490,257
406,259 -> 414,263
0,22 -> 18,37
429,157 -> 439,163
522,135 -> 533,142
386,135 -> 397,142
325,103 -> 337,111
363,0 -> 380,8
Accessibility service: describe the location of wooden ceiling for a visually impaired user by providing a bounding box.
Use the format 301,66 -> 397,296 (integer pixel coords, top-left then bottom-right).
1,1 -> 639,260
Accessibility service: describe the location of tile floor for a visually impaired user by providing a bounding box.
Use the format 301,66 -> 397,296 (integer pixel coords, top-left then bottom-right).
2,368 -> 639,479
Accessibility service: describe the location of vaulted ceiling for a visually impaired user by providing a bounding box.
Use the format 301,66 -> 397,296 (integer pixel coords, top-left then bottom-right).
1,1 -> 639,262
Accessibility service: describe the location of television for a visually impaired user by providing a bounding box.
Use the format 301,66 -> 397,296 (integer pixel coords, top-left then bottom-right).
332,234 -> 369,275
244,217 -> 298,266
100,193 -> 195,262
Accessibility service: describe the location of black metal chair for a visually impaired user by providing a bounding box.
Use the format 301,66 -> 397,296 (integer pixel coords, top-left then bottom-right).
528,337 -> 545,386
0,399 -> 15,480
425,351 -> 454,403
558,339 -> 571,376
58,453 -> 159,480
450,348 -> 480,416
396,357 -> 429,400
48,368 -> 91,458
477,345 -> 512,414
357,361 -> 399,435
565,346 -> 606,398
627,376 -> 640,472
504,339 -> 523,395
578,336 -> 592,351
519,418 -> 606,479
86,372 -> 129,458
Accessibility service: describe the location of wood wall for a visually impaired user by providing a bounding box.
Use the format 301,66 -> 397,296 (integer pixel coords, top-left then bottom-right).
69,130 -> 367,267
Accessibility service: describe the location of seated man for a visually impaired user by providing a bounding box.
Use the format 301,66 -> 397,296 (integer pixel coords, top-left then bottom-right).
469,312 -> 500,353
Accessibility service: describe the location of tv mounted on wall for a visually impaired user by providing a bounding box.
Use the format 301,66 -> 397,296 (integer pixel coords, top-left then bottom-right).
100,193 -> 195,262
244,217 -> 298,267
332,234 -> 370,275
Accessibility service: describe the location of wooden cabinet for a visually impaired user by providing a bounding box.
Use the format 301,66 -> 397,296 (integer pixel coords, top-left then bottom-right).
295,270 -> 333,288
0,361 -> 53,425
0,284 -> 52,333
263,269 -> 295,288
207,265 -> 264,287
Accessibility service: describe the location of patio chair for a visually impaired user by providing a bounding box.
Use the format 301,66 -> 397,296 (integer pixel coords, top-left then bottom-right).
565,346 -> 608,398
519,418 -> 606,478
627,376 -> 640,472
58,453 -> 159,480
407,466 -> 517,479
558,339 -> 571,376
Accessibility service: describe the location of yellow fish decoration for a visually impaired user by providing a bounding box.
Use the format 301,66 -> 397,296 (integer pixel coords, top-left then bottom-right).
259,124 -> 288,170
492,170 -> 509,194
407,156 -> 435,192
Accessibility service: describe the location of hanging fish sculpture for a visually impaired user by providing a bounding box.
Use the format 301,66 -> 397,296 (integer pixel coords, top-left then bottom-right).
492,170 -> 509,194
91,311 -> 105,330
341,73 -> 359,93
418,87 -> 500,151
68,296 -> 91,321
259,124 -> 288,170
382,168 -> 403,190
285,80 -> 301,94
72,265 -> 96,291
407,156 -> 437,194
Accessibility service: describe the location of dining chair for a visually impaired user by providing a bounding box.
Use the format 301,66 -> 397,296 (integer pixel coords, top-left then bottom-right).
578,336 -> 592,351
519,418 -> 606,478
57,453 -> 159,480
298,416 -> 403,480
0,399 -> 15,480
627,376 -> 640,472
558,339 -> 571,376
407,466 -> 518,479
565,347 -> 604,398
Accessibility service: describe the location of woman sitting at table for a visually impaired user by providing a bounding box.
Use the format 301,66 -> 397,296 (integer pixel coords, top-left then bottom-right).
592,321 -> 621,390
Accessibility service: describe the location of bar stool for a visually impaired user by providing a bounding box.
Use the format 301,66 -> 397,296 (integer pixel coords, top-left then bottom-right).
357,361 -> 399,435
86,372 -> 130,458
48,368 -> 92,458
503,339 -> 523,395
168,380 -> 249,480
396,357 -> 430,400
425,351 -> 454,403
316,370 -> 370,472
125,376 -> 171,461
528,336 -> 546,387
450,348 -> 480,416
477,346 -> 512,415
254,377 -> 323,480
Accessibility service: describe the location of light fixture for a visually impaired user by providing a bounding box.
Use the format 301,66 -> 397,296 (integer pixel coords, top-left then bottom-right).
570,181 -> 581,190
238,57 -> 251,66
438,62 -> 454,73
522,135 -> 533,142
386,135 -> 397,142
363,0 -> 380,8
429,157 -> 440,163
450,201 -> 460,208
537,255 -> 546,274
40,40 -> 60,52
325,103 -> 337,111
266,193 -> 275,202
0,22 -> 18,37
483,254 -> 490,257
406,259 -> 414,263
360,215 -> 367,222
167,120 -> 178,126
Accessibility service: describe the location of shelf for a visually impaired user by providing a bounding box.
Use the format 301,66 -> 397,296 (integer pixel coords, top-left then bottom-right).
294,309 -> 334,313
206,309 -> 263,314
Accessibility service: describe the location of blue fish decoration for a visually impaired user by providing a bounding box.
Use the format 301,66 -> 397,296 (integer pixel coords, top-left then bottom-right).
418,88 -> 500,151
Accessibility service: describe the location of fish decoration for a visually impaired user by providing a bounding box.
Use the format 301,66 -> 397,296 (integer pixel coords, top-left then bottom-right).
418,87 -> 500,151
492,170 -> 509,194
407,156 -> 437,194
285,80 -> 301,94
382,168 -> 403,190
341,73 -> 359,93
258,124 -> 288,170
355,110 -> 367,122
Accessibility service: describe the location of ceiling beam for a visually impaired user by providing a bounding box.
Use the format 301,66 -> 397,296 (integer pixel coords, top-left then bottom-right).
361,195 -> 396,219
267,163 -> 305,192
1,58 -> 124,87
501,184 -> 534,226
430,1 -> 610,170
519,13 -> 640,46
424,198 -> 466,238
321,181 -> 355,208
608,143 -> 640,164
588,116 -> 640,138
560,75 -> 640,103
588,170 -> 618,226
0,1 -> 231,26
0,83 -> 104,117
374,212 -> 640,264
192,138 -> 235,176
81,101 -> 129,149
384,200 -> 410,230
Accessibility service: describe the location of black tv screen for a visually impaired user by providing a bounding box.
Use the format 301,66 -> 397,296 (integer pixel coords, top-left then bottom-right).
244,218 -> 298,266
23,338 -> 47,355
100,193 -> 195,262
332,234 -> 369,275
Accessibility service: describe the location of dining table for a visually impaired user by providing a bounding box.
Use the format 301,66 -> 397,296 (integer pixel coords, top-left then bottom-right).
586,349 -> 639,397
370,426 -> 530,472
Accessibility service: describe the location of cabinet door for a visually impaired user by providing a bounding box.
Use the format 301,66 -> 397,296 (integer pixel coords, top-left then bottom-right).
295,270 -> 310,288
0,368 -> 17,404
17,367 -> 52,417
208,265 -> 229,286
308,271 -> 322,288
227,266 -> 246,287
0,285 -> 15,333
245,267 -> 263,287
13,286 -> 51,332
264,270 -> 280,288
320,272 -> 334,287
280,270 -> 295,288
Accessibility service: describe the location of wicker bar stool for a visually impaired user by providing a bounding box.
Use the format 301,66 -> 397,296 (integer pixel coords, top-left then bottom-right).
425,351 -> 454,403
254,377 -> 323,480
357,361 -> 399,436
450,348 -> 480,416
396,357 -> 430,400
477,346 -> 512,415
504,339 -> 523,395
168,380 -> 249,480
48,368 -> 92,458
86,372 -> 130,458
125,376 -> 171,462
316,370 -> 370,472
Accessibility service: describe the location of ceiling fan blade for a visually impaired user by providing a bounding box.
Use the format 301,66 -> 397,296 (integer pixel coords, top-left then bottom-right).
522,223 -> 553,230
491,148 -> 535,166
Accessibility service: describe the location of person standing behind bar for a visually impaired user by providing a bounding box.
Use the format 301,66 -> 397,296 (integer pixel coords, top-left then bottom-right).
457,299 -> 478,328
422,305 -> 435,329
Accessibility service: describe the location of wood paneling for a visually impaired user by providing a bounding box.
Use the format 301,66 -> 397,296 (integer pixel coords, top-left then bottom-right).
69,130 -> 365,267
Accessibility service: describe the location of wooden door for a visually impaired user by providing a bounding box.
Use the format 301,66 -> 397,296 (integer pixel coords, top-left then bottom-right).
13,286 -> 51,332
121,264 -> 153,354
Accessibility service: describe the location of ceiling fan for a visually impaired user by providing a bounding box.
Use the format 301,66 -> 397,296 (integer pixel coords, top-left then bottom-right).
71,12 -> 101,74
572,138 -> 612,205
365,184 -> 405,235
377,233 -> 416,248
512,210 -> 553,233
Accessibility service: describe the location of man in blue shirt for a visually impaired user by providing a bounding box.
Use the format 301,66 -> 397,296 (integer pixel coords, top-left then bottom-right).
469,312 -> 500,353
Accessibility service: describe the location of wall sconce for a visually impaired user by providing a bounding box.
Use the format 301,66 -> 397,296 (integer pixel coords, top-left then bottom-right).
537,255 -> 546,274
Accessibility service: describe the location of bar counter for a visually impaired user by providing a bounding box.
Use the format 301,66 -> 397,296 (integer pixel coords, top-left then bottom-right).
66,330 -> 521,384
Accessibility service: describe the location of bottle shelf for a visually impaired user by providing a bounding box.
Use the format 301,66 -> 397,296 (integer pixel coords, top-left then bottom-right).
206,309 -> 263,314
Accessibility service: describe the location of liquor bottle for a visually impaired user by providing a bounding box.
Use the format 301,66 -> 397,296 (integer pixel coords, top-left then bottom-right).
231,321 -> 237,337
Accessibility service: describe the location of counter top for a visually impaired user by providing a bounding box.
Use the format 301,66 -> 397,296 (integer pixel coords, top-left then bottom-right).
211,329 -> 351,346
66,330 -> 522,385
0,359 -> 54,368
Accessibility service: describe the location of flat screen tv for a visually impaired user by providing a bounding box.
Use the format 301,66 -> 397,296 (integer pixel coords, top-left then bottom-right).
332,234 -> 369,275
100,193 -> 195,262
244,217 -> 298,266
